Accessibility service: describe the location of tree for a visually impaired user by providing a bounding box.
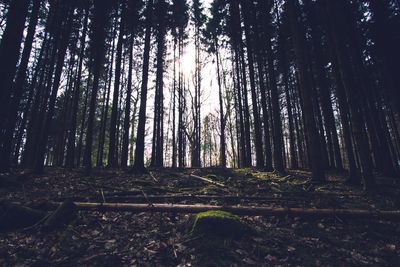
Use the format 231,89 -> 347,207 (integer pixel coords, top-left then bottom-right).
190,0 -> 206,167
240,0 -> 264,169
108,1 -> 126,168
150,0 -> 168,168
256,0 -> 285,172
131,0 -> 153,173
83,0 -> 114,175
34,0 -> 76,173
0,0 -> 40,172
286,0 -> 325,182
121,0 -> 142,168
323,0 -> 376,191
0,0 -> 29,138
204,0 -> 226,167
66,1 -> 90,168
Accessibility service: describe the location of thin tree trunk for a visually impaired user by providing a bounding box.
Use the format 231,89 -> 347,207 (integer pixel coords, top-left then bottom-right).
241,1 -> 264,169
131,0 -> 153,173
83,0 -> 112,175
215,40 -> 226,167
66,4 -> 89,168
121,31 -> 135,168
108,6 -> 125,168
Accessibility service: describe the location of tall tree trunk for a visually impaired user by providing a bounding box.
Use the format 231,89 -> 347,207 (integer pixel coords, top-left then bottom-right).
323,0 -> 376,191
97,18 -> 117,167
108,5 -> 125,168
121,31 -> 135,168
151,0 -> 166,168
233,48 -> 246,168
239,43 -> 252,167
171,39 -> 177,168
131,0 -> 153,173
23,0 -> 63,168
34,2 -> 75,173
0,0 -> 29,141
66,3 -> 89,168
83,0 -> 113,175
241,1 -> 264,168
0,0 -> 40,172
287,0 -> 325,182
215,39 -> 226,167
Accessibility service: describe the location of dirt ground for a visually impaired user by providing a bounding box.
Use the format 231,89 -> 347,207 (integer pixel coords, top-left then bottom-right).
1,167 -> 400,266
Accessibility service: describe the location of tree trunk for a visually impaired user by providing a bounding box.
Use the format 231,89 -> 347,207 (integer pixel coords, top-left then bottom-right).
83,0 -> 113,175
0,0 -> 29,140
0,0 -> 40,172
287,0 -> 325,182
121,31 -> 135,168
215,40 -> 226,168
34,2 -> 75,173
131,0 -> 153,173
66,4 -> 89,168
241,1 -> 264,169
108,5 -> 125,168
323,0 -> 376,191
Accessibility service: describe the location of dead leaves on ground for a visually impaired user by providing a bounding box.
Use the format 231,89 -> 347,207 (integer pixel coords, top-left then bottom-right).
1,167 -> 399,266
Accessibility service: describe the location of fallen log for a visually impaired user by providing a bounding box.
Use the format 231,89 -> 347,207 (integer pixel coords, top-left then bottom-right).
57,194 -> 304,203
40,202 -> 400,220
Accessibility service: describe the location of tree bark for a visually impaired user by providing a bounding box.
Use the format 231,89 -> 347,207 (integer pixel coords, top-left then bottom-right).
0,0 -> 41,172
0,0 -> 29,139
66,3 -> 89,168
287,0 -> 325,182
83,0 -> 113,175
131,0 -> 153,173
108,5 -> 126,168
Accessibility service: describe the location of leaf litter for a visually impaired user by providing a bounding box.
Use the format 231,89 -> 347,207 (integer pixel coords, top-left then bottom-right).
0,167 -> 399,266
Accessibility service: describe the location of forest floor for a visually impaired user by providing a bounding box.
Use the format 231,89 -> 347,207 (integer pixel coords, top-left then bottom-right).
1,167 -> 400,266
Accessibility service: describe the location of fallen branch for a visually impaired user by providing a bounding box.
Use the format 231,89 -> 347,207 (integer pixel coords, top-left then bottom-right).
189,174 -> 226,187
148,171 -> 158,182
40,202 -> 400,220
57,194 -> 304,203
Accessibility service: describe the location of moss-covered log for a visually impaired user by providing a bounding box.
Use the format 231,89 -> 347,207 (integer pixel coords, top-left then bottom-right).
31,202 -> 400,220
191,210 -> 249,237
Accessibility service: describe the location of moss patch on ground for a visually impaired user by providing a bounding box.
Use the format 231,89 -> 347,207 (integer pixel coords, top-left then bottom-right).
191,210 -> 249,238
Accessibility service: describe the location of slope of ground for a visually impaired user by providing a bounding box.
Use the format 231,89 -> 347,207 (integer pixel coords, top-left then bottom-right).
1,167 -> 399,266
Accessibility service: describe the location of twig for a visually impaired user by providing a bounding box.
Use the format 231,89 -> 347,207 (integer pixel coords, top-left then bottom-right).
100,189 -> 106,203
149,171 -> 158,182
189,174 -> 226,187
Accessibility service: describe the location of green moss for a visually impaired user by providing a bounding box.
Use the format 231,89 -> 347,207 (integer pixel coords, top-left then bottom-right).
191,210 -> 248,237
196,210 -> 240,221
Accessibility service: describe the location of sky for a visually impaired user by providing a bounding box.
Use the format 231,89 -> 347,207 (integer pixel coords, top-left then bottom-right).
142,0 -> 226,164
178,0 -> 221,118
